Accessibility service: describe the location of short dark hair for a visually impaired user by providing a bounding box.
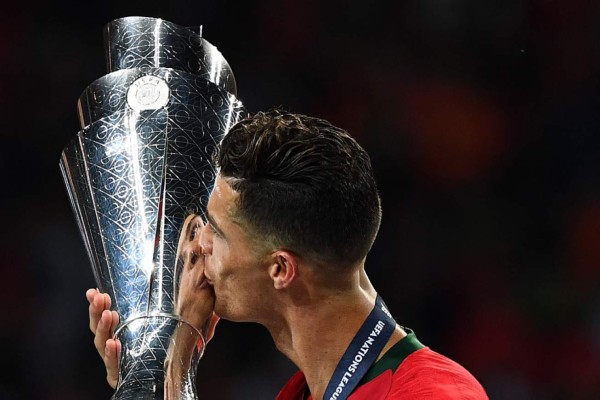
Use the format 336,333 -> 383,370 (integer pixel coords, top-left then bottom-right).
215,109 -> 381,267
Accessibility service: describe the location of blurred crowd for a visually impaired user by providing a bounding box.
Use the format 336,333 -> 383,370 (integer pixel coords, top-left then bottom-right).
1,1 -> 599,399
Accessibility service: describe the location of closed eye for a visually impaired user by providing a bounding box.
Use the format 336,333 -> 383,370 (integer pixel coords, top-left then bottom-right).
190,222 -> 200,241
206,212 -> 225,239
208,222 -> 222,238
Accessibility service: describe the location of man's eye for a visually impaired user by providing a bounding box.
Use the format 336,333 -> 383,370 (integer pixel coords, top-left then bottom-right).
190,223 -> 199,241
209,223 -> 221,238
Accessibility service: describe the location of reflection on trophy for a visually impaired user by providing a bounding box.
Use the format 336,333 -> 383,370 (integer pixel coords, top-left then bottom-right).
59,17 -> 246,399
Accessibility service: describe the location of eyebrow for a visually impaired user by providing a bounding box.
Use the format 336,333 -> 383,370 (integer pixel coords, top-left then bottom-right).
206,211 -> 226,238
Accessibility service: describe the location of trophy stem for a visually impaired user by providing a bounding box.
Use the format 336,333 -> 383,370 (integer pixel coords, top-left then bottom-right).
112,315 -> 205,400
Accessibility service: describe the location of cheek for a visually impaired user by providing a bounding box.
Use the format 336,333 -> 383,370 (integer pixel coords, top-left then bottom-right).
211,239 -> 232,278
211,235 -> 260,287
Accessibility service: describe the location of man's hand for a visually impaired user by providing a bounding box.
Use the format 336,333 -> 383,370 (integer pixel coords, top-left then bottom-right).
86,288 -> 120,389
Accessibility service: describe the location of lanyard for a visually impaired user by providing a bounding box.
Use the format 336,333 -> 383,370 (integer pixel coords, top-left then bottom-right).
322,295 -> 396,400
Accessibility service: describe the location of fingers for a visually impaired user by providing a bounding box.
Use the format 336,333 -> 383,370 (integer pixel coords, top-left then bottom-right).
87,289 -> 121,389
104,338 -> 121,389
88,289 -> 112,335
91,296 -> 118,358
111,310 -> 120,328
87,288 -> 101,334
85,288 -> 96,303
94,309 -> 115,358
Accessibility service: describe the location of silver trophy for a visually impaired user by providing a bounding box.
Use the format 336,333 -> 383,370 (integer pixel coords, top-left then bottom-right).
60,17 -> 246,399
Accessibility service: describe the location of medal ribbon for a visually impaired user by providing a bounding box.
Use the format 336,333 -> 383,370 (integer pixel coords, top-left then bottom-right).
322,295 -> 396,400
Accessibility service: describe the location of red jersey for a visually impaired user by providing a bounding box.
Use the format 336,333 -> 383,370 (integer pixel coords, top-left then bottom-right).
276,331 -> 488,400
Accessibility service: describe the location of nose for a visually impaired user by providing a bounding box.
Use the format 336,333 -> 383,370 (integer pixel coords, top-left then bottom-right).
199,220 -> 213,255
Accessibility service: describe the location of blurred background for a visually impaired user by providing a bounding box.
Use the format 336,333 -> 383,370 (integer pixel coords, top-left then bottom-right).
1,0 -> 599,399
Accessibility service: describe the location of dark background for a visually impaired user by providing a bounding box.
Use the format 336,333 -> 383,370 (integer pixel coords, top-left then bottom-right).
1,1 -> 599,399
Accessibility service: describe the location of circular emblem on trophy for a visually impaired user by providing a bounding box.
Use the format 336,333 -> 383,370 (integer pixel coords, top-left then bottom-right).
127,76 -> 170,111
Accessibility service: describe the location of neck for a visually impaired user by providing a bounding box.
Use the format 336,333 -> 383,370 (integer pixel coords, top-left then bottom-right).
263,269 -> 405,400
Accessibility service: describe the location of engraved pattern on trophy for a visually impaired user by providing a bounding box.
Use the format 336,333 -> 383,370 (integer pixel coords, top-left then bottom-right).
77,69 -> 242,147
60,17 -> 246,399
116,317 -> 201,399
64,108 -> 168,319
104,17 -> 236,94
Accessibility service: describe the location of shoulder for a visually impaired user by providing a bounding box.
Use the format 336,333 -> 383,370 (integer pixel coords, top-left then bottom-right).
276,348 -> 489,400
348,347 -> 488,400
387,347 -> 489,399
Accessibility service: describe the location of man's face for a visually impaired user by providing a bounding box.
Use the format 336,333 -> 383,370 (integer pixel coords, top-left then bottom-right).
201,175 -> 273,322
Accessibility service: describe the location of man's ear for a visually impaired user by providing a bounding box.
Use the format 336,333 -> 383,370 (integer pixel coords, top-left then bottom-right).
268,250 -> 298,290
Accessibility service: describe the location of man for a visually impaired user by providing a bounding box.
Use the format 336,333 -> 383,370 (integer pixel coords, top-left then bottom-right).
87,110 -> 488,399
